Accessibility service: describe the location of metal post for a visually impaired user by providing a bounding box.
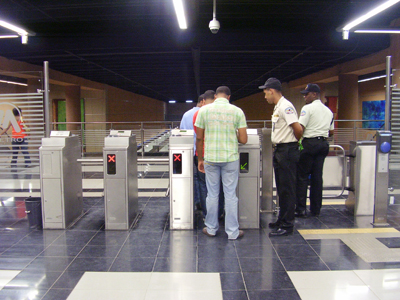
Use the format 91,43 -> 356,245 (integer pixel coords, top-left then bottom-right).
141,122 -> 145,158
385,56 -> 391,131
43,61 -> 51,137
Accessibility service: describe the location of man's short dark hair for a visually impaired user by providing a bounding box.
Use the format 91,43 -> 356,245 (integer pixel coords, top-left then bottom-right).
216,86 -> 231,96
203,90 -> 215,100
198,94 -> 204,102
12,108 -> 21,116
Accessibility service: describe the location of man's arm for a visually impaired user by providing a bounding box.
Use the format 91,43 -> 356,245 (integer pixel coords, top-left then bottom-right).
290,122 -> 303,141
0,124 -> 11,136
196,127 -> 205,173
329,130 -> 334,137
237,127 -> 248,144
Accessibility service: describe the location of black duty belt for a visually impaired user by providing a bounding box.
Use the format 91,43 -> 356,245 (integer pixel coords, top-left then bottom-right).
273,141 -> 298,149
303,136 -> 327,141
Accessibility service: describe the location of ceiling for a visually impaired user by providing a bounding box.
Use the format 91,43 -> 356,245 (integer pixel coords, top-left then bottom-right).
0,0 -> 399,102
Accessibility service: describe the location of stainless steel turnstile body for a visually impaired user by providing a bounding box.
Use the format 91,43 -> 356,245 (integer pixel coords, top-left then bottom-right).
169,129 -> 194,230
103,131 -> 138,230
238,129 -> 260,229
346,141 -> 376,215
40,133 -> 83,229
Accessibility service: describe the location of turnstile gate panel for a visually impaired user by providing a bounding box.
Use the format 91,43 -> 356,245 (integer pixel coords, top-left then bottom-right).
103,131 -> 138,230
238,129 -> 260,229
169,129 -> 194,230
40,132 -> 83,229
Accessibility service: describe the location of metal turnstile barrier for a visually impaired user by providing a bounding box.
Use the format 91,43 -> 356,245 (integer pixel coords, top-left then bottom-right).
238,129 -> 260,229
40,131 -> 83,229
169,129 -> 194,230
346,141 -> 376,215
103,130 -> 138,230
322,145 -> 346,198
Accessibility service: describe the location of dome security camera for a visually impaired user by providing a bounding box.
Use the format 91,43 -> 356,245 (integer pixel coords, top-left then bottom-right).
209,18 -> 220,34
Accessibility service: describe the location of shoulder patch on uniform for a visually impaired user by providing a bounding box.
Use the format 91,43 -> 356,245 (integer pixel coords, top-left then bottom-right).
285,107 -> 294,114
300,110 -> 306,116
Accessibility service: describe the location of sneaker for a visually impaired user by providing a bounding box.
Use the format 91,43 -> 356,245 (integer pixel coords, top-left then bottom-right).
237,230 -> 244,239
202,227 -> 216,237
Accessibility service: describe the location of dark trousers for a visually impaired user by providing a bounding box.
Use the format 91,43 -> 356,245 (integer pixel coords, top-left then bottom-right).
194,155 -> 207,216
11,138 -> 30,168
296,138 -> 329,214
273,142 -> 299,227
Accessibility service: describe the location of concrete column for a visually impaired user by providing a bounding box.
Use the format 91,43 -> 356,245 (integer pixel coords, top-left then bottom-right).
65,85 -> 81,131
338,74 -> 359,126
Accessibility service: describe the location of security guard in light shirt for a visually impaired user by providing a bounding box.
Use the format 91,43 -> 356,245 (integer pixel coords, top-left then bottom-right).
295,84 -> 334,218
259,78 -> 303,237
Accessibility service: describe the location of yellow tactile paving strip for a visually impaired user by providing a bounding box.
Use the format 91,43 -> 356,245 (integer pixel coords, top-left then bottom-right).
298,228 -> 399,235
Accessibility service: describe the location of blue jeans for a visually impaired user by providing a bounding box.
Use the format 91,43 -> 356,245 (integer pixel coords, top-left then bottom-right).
204,160 -> 240,239
11,138 -> 30,168
194,155 -> 207,216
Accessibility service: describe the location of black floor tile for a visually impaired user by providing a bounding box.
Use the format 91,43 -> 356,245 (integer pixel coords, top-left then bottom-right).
1,244 -> 45,257
280,256 -> 329,271
239,257 -> 285,273
321,255 -> 373,270
25,257 -> 74,272
40,245 -> 85,257
77,245 -> 122,258
235,244 -> 277,258
0,287 -> 47,300
243,271 -> 295,290
41,288 -> 73,300
157,244 -> 197,258
198,243 -> 237,258
0,257 -> 33,270
17,231 -> 63,245
198,256 -> 241,272
267,233 -> 308,245
377,237 -> 400,248
273,244 -> 317,258
88,231 -> 129,246
153,257 -> 197,272
118,244 -> 159,258
127,231 -> 164,245
66,257 -> 114,272
311,243 -> 357,257
247,289 -> 301,300
109,257 -> 155,272
52,271 -> 85,289
371,261 -> 400,269
220,272 -> 245,291
223,290 -> 249,300
6,270 -> 62,289
51,231 -> 97,246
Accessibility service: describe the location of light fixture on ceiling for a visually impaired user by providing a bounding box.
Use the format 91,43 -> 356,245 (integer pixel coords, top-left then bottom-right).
341,0 -> 400,40
0,35 -> 18,39
169,100 -> 177,103
0,20 -> 32,44
186,100 -> 193,103
0,79 -> 28,86
209,0 -> 220,34
354,29 -> 400,34
358,74 -> 393,83
173,0 -> 187,29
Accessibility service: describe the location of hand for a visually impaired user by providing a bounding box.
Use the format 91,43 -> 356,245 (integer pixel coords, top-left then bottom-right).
198,160 -> 205,173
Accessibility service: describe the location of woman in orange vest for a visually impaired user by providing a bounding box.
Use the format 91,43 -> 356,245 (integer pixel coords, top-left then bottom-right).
0,107 -> 30,170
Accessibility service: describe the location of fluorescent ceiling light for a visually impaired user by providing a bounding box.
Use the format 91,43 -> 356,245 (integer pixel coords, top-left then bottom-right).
169,100 -> 176,103
0,79 -> 28,86
358,74 -> 392,83
0,35 -> 18,39
355,29 -> 400,34
186,100 -> 193,103
0,20 -> 28,35
173,0 -> 187,29
342,0 -> 400,39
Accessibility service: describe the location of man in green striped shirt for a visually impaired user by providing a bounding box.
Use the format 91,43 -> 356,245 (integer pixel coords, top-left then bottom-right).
195,86 -> 248,240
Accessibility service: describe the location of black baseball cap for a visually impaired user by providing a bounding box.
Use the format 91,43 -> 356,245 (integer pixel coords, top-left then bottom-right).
258,78 -> 282,91
300,83 -> 320,94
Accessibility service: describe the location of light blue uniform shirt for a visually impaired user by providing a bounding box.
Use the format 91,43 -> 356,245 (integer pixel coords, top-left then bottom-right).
180,106 -> 200,152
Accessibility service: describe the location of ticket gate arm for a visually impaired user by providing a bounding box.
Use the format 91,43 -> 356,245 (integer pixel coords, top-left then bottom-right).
323,144 -> 347,198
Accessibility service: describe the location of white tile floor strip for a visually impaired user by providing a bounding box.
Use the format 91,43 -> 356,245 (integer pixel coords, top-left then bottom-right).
289,269 -> 400,300
0,270 -> 21,291
67,272 -> 223,300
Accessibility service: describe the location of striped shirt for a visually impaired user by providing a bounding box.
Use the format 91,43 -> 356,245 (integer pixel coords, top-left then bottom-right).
194,98 -> 247,162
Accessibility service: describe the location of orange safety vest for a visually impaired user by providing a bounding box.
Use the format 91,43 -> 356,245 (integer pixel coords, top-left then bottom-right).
12,120 -> 27,139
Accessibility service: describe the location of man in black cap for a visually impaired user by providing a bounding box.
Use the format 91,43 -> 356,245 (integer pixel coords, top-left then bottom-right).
259,78 -> 303,236
295,84 -> 334,217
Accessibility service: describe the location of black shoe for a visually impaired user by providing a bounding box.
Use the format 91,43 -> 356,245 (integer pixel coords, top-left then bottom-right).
309,211 -> 320,217
294,211 -> 307,218
268,220 -> 282,228
269,227 -> 293,237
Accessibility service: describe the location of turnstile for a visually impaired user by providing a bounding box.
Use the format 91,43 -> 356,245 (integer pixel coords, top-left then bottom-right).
238,129 -> 260,229
346,141 -> 376,215
103,130 -> 138,230
40,131 -> 83,229
169,129 -> 194,230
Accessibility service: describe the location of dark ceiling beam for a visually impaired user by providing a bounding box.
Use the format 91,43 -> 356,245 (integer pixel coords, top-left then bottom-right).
192,47 -> 201,97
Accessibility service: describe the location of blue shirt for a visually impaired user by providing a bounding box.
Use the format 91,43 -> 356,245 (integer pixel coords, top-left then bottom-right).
180,106 -> 200,152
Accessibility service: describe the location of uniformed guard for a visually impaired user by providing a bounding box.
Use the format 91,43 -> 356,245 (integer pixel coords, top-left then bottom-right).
295,83 -> 334,217
259,78 -> 303,236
